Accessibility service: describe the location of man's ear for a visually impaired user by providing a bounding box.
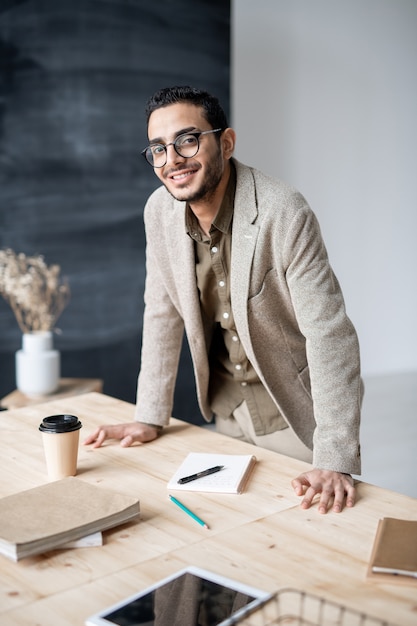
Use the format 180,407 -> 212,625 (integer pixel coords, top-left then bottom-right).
221,127 -> 236,160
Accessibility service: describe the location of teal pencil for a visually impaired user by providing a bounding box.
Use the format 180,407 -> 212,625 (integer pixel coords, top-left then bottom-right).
168,494 -> 209,529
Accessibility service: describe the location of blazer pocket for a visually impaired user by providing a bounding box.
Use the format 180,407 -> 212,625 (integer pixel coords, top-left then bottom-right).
248,268 -> 277,302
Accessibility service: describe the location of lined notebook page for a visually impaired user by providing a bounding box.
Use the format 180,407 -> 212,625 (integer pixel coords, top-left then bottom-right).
167,453 -> 256,494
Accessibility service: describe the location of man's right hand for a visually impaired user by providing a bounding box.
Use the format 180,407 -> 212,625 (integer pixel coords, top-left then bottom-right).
83,422 -> 160,448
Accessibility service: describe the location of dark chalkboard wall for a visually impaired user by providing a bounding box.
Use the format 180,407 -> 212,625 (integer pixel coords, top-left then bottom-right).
0,0 -> 230,423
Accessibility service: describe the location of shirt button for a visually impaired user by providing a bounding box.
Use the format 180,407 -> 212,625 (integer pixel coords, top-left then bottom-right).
235,364 -> 242,371
218,280 -> 225,287
223,312 -> 229,319
240,381 -> 247,387
211,246 -> 218,254
232,335 -> 238,342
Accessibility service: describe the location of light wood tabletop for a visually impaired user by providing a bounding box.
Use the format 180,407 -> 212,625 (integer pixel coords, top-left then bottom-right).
1,392 -> 416,625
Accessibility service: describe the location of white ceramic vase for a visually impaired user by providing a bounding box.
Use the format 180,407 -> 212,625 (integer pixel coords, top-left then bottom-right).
15,331 -> 60,396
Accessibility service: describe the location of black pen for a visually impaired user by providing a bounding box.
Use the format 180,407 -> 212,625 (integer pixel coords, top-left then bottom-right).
178,465 -> 224,484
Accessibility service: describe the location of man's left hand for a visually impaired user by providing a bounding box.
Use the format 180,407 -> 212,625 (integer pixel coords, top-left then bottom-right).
291,469 -> 355,514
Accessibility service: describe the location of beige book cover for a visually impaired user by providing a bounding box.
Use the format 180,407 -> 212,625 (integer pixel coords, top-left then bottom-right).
367,517 -> 417,584
0,477 -> 140,561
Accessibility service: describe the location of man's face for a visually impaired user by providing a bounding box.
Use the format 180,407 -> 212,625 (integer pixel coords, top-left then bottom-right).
147,103 -> 226,204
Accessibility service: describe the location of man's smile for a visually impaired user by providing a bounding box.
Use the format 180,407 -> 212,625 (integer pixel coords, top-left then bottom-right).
166,166 -> 199,182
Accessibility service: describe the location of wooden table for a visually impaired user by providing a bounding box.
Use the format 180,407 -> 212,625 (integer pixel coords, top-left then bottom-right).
0,378 -> 103,409
0,393 -> 416,625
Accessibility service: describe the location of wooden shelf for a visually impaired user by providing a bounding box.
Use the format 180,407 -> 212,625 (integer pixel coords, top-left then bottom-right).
0,378 -> 103,409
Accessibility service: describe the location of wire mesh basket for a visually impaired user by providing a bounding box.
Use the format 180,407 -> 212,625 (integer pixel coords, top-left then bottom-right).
229,588 -> 392,626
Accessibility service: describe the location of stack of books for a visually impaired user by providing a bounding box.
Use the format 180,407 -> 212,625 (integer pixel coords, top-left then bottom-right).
0,477 -> 140,561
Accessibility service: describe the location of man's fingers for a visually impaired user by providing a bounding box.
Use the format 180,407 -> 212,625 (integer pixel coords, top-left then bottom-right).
83,426 -> 117,448
318,487 -> 335,514
333,475 -> 356,511
90,429 -> 107,448
345,481 -> 356,508
83,422 -> 160,449
293,470 -> 356,514
331,484 -> 346,513
300,485 -> 318,509
83,429 -> 105,448
291,474 -> 309,495
83,429 -> 100,445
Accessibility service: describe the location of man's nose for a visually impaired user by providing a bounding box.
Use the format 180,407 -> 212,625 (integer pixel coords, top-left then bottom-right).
165,143 -> 185,165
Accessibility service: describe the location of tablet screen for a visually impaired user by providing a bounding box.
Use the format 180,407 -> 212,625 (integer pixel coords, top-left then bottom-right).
86,567 -> 270,626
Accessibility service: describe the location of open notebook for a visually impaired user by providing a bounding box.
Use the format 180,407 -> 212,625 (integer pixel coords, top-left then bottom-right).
167,453 -> 256,494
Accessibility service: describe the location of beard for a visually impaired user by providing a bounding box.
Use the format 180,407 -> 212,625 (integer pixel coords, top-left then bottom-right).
162,150 -> 224,204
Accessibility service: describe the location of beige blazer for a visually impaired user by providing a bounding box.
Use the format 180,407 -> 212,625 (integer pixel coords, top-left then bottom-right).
136,159 -> 362,473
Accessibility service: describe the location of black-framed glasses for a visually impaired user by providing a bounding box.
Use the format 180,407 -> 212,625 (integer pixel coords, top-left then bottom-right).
141,128 -> 223,167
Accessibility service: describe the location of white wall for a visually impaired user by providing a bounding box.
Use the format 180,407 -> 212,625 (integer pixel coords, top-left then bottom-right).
232,0 -> 417,377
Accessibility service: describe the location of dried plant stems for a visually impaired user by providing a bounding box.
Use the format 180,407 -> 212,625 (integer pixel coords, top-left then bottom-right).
0,249 -> 70,334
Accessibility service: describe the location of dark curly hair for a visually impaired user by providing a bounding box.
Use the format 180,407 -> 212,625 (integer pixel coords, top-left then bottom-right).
145,86 -> 229,131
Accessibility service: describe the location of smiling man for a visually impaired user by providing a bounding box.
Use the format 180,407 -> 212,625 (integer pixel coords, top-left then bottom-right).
146,101 -> 235,232
84,86 -> 363,514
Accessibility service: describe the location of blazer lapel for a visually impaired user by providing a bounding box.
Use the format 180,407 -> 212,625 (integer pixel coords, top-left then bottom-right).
230,162 -> 259,341
171,202 -> 208,345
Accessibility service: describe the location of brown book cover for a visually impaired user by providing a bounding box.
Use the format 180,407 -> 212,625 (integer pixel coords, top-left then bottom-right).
0,477 -> 140,561
367,517 -> 417,583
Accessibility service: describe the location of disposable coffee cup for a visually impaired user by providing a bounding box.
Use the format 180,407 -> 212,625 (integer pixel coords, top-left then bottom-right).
39,414 -> 82,481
